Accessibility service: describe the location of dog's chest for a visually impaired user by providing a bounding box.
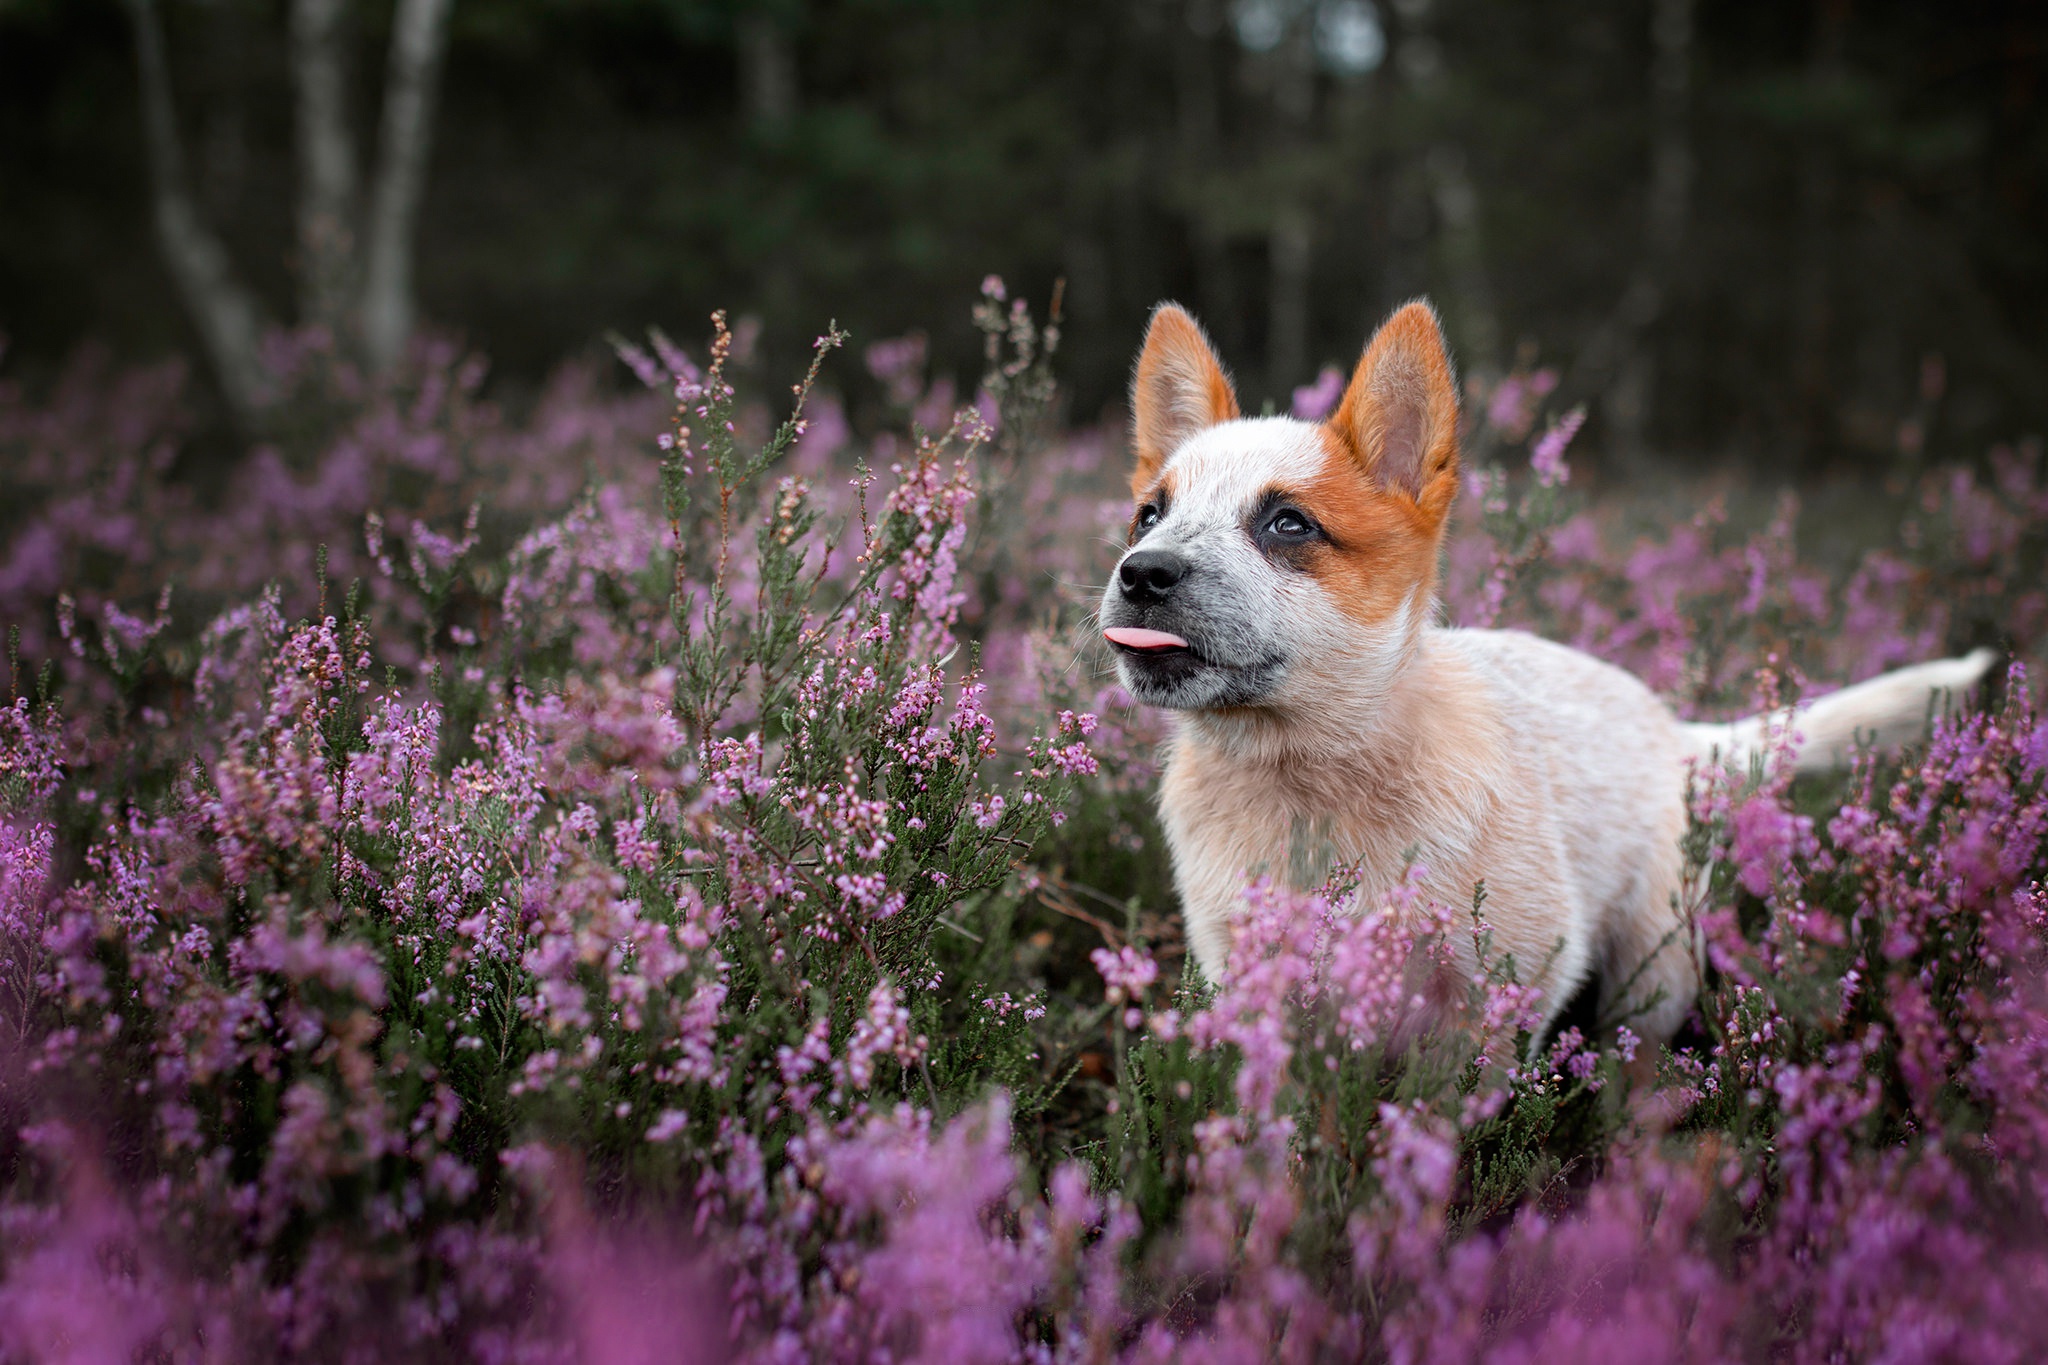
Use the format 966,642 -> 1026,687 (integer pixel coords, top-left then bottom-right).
1156,747 -> 1447,971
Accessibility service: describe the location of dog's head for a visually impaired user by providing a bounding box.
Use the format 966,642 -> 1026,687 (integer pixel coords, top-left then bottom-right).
1100,300 -> 1460,715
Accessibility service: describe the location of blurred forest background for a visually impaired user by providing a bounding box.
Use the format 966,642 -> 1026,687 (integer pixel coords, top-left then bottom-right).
2,0 -> 2044,477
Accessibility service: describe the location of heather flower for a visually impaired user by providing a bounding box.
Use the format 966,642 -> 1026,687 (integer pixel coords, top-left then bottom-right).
865,333 -> 928,408
0,818 -> 56,1035
1528,405 -> 1583,488
3,301 -> 2046,1361
1290,364 -> 1346,421
835,980 -> 925,1095
1090,944 -> 1159,1003
1477,365 -> 1559,441
1727,785 -> 1811,899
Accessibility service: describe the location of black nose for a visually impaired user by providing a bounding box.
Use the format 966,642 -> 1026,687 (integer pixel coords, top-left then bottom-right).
1118,550 -> 1187,605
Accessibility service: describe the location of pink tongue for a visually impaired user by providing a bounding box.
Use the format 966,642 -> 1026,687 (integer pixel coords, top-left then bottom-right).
1104,627 -> 1191,651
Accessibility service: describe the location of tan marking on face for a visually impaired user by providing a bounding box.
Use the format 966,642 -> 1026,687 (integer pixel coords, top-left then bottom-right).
1284,427 -> 1442,629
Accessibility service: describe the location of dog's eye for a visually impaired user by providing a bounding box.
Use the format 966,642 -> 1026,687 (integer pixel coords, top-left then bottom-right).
1265,509 -> 1312,538
1136,504 -> 1162,531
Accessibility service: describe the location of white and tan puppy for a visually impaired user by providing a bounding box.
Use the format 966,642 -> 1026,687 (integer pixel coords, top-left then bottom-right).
1100,300 -> 1994,1047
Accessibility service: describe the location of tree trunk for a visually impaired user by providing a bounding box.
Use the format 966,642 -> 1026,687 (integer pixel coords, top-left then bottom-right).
1791,0 -> 1850,461
1395,0 -> 1500,381
123,0 -> 275,429
1424,143 -> 1500,380
1267,207 -> 1312,393
1173,2 -> 1240,355
198,9 -> 252,222
1264,14 -> 1316,394
737,12 -> 799,139
734,10 -> 801,340
360,0 -> 454,374
290,0 -> 361,338
1603,0 -> 1695,469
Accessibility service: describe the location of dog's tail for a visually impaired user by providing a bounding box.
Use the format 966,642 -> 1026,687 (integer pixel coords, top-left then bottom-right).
1682,648 -> 1999,777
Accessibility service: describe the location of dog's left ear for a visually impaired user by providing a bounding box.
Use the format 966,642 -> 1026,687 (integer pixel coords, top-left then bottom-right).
1328,301 -> 1460,524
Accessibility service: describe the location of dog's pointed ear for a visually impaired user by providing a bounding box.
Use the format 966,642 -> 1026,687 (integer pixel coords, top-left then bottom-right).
1329,301 -> 1461,522
1130,303 -> 1239,497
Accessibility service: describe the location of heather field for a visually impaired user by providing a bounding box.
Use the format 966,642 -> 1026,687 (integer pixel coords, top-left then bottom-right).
4,289 -> 2048,1362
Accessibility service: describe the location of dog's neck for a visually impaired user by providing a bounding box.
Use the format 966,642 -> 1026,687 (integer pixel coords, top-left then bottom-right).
1175,612 -> 1445,780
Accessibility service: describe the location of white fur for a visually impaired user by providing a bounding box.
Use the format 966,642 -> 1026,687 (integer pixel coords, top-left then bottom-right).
1107,320 -> 1997,1052
1155,621 -> 1995,1047
1684,648 -> 2000,774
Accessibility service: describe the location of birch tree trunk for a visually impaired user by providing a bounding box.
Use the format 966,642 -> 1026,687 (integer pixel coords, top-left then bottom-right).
123,0 -> 275,429
361,0 -> 455,374
291,0 -> 361,337
129,0 -> 455,417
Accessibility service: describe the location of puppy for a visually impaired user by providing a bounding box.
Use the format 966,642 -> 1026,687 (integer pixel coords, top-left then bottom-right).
1099,300 -> 1995,1047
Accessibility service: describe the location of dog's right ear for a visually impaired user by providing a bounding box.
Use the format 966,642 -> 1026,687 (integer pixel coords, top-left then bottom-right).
1130,303 -> 1239,498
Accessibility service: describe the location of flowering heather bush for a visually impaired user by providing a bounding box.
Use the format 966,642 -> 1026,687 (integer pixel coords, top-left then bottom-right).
3,292 -> 2047,1361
